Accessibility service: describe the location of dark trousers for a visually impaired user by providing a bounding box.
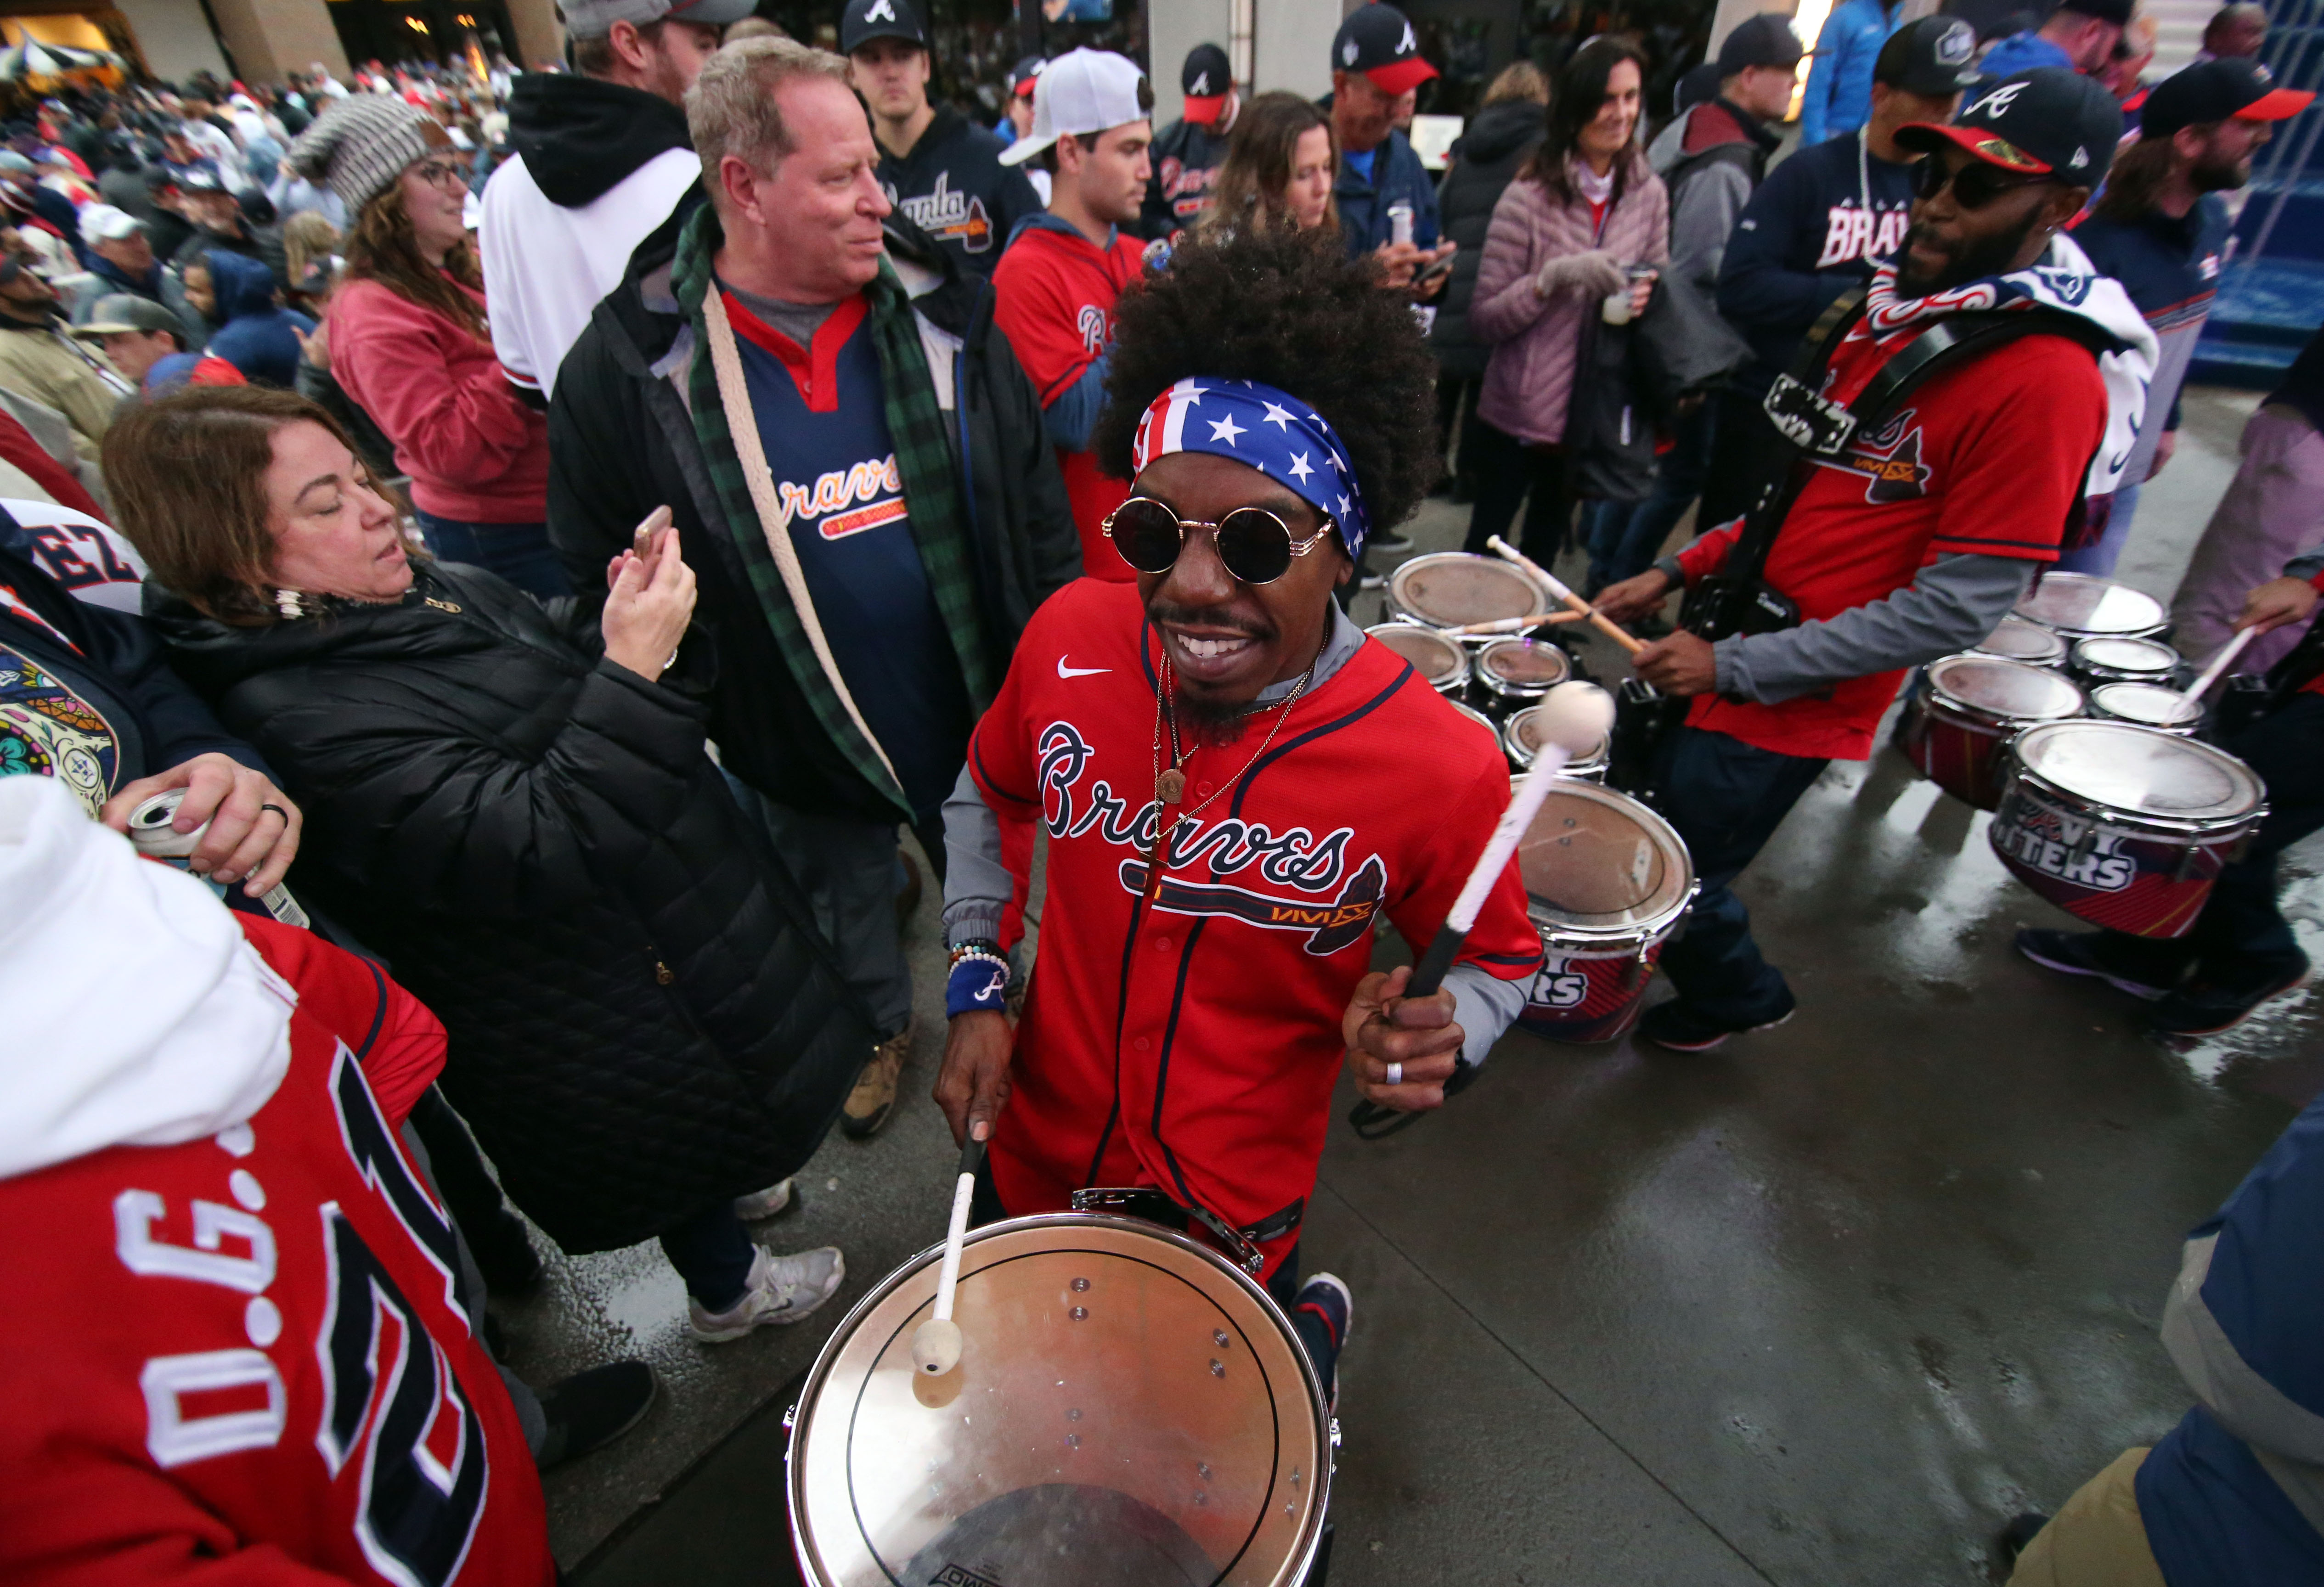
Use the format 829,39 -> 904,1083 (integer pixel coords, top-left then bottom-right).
413,510 -> 572,599
1461,415 -> 1569,558
1651,724 -> 1830,1025
1695,384 -> 1781,534
1585,396 -> 1718,591
659,1200 -> 757,1311
2095,692 -> 2324,989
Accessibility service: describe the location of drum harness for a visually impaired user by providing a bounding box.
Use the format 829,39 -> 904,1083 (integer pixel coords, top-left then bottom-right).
1611,288 -> 2129,792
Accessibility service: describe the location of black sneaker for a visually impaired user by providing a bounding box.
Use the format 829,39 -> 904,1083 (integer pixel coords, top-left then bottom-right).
2149,961 -> 2312,1037
1637,993 -> 1795,1053
535,1360 -> 658,1472
2000,1511 -> 2049,1563
1293,1272 -> 1352,1414
1370,531 -> 1415,556
2014,929 -> 2179,1000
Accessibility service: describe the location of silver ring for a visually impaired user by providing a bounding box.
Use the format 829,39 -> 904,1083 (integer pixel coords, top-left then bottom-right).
1385,1061 -> 1403,1086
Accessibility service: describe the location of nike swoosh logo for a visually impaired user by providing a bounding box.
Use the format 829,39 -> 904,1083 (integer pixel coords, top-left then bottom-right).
1057,658 -> 1111,678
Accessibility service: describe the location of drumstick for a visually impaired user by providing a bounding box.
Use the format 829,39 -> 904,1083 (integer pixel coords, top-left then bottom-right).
909,1133 -> 987,1376
1485,535 -> 1647,656
1404,682 -> 1617,998
1447,611 -> 1588,636
2182,626 -> 2257,702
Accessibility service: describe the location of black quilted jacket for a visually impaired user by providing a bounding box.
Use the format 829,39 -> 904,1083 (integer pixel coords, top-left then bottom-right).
147,561 -> 872,1253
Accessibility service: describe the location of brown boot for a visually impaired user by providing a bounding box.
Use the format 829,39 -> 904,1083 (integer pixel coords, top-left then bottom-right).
841,1028 -> 910,1138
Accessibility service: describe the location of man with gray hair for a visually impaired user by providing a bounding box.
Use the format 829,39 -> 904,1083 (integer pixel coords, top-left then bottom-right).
548,37 -> 1079,1140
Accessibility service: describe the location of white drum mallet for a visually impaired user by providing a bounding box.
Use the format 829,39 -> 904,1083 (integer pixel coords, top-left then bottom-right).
1400,681 -> 1617,998
910,1133 -> 987,1376
2182,626 -> 2259,704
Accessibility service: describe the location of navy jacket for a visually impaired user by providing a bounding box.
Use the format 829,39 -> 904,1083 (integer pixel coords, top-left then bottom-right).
2069,196 -> 2232,436
876,105 -> 1044,277
1329,121 -> 1442,256
199,248 -> 314,390
1141,115 -> 1232,241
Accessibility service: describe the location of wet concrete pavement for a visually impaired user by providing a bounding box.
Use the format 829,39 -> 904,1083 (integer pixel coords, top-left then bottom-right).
527,385 -> 2324,1585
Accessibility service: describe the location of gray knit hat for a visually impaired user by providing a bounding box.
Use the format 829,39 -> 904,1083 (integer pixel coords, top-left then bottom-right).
286,95 -> 438,218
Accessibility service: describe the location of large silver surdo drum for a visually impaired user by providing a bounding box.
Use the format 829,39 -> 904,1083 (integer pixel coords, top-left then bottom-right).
788,1214 -> 1333,1587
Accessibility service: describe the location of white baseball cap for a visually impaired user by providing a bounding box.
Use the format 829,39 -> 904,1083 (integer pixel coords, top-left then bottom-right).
998,47 -> 1151,167
79,204 -> 143,246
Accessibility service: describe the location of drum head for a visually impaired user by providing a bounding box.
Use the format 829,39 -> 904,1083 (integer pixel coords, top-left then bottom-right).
1973,616 -> 2067,665
1506,705 -> 1608,769
2013,720 -> 2263,822
1388,552 -> 1546,628
1517,780 -> 1693,938
1365,623 -> 1464,690
789,1216 -> 1329,1587
2014,573 -> 2165,638
1478,638 -> 1570,687
2073,637 -> 2178,677
2090,682 -> 2202,729
1927,655 -> 2084,722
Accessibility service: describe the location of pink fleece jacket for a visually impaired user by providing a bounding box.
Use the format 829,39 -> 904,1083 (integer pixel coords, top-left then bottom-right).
1470,152 -> 1669,448
326,276 -> 548,523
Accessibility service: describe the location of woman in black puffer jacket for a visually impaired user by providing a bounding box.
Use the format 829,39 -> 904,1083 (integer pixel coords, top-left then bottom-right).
112,385 -> 868,1344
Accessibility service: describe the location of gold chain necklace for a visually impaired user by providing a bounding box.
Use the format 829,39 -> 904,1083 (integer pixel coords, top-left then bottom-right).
1144,632 -> 1326,889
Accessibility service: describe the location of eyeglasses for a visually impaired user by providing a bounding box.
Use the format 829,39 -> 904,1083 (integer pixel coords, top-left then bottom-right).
1103,495 -> 1336,585
1910,154 -> 2052,210
411,158 -> 468,192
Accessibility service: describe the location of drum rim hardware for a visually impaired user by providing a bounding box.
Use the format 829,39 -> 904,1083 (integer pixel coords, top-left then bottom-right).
2007,720 -> 2267,836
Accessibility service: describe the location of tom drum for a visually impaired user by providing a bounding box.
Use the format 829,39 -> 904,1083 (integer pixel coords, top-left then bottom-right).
1900,654 -> 2085,810
1513,780 -> 1697,1043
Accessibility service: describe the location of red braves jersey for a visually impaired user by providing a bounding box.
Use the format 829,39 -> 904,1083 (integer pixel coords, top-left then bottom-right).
990,224 -> 1148,582
1677,329 -> 2105,761
970,580 -> 1542,1276
0,916 -> 555,1587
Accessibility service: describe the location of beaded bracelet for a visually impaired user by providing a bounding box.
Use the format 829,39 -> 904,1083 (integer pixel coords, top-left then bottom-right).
946,949 -> 1011,1018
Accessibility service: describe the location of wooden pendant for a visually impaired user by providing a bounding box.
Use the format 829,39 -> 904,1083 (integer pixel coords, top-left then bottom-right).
1156,767 -> 1186,805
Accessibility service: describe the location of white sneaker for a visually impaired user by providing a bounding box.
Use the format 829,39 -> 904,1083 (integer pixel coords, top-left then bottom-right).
687,1246 -> 846,1343
732,1177 -> 796,1220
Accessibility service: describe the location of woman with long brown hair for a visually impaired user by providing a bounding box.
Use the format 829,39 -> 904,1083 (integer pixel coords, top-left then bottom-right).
284,97 -> 561,595
1197,90 -> 1340,237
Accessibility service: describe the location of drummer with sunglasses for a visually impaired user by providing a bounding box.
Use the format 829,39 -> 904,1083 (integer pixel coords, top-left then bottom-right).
934,228 -> 1543,1401
1596,70 -> 2159,1054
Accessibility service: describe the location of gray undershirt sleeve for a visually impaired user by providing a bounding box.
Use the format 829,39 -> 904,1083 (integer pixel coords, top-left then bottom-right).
1712,552 -> 2037,705
941,762 -> 1013,949
1443,961 -> 1526,1069
2285,548 -> 2324,582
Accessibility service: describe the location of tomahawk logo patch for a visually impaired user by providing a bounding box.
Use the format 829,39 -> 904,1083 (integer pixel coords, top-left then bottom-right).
1816,407 -> 1934,502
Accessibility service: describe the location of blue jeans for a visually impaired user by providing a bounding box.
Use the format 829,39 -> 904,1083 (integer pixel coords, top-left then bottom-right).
2055,480 -> 2139,577
1585,398 -> 1718,592
413,510 -> 571,599
1650,725 -> 1831,1025
658,1199 -> 757,1311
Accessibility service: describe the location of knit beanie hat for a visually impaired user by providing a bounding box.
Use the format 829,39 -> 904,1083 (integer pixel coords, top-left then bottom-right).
285,96 -> 436,218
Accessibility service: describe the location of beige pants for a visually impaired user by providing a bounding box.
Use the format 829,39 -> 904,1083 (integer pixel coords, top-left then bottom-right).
2008,1447 -> 2169,1587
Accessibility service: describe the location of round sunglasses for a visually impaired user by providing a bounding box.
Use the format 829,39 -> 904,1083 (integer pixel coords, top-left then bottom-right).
1103,495 -> 1337,585
1909,152 -> 2053,210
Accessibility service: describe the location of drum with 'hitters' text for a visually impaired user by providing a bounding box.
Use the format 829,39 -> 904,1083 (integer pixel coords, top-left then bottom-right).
1513,780 -> 1696,1042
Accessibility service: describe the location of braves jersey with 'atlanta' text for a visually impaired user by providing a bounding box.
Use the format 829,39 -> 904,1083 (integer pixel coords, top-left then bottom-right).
991,223 -> 1148,582
0,916 -> 554,1587
970,580 -> 1542,1276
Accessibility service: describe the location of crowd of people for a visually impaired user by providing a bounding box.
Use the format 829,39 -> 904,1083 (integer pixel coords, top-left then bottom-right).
0,0 -> 2319,1582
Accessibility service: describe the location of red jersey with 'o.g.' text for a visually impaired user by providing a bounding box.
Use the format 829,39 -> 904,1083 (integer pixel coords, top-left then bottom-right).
970,580 -> 1543,1277
0,916 -> 555,1587
991,222 -> 1148,581
1675,326 -> 2106,761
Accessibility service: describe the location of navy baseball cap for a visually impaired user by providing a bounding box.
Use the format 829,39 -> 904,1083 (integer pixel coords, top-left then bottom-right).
1717,14 -> 1802,75
1332,4 -> 1438,96
1874,16 -> 1981,95
1896,68 -> 2123,182
1008,55 -> 1044,97
1181,42 -> 1232,124
839,0 -> 924,54
2139,56 -> 2315,141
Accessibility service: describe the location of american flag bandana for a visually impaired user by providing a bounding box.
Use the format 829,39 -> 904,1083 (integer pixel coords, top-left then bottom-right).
1129,377 -> 1373,563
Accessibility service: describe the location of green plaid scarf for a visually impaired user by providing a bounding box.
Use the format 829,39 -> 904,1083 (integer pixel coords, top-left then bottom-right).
670,204 -> 994,818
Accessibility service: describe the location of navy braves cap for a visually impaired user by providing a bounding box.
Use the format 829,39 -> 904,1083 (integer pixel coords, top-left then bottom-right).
1717,13 -> 1802,76
2139,56 -> 2315,141
1874,16 -> 1980,95
1008,55 -> 1044,97
1181,42 -> 1232,124
839,0 -> 924,54
1896,68 -> 2123,183
1331,3 -> 1438,96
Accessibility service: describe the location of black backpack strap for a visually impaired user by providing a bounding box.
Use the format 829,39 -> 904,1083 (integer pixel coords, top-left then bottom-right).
1718,286 -> 1868,586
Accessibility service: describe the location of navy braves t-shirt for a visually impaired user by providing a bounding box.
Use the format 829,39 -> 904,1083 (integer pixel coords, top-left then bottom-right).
721,283 -> 972,820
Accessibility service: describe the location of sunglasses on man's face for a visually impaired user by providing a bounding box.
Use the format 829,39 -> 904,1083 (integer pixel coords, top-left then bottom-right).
1103,495 -> 1337,585
1910,153 -> 2053,209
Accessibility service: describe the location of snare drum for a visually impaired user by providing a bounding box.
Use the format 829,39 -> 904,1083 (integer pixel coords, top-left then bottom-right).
1365,622 -> 1468,694
1991,721 -> 2266,938
788,1213 -> 1332,1587
2071,636 -> 2180,689
1387,552 -> 1550,643
1971,615 -> 2068,669
1514,781 -> 1697,1043
1900,655 -> 2085,810
2014,572 -> 2167,644
1502,702 -> 1608,782
2088,681 -> 2202,735
1473,637 -> 1572,716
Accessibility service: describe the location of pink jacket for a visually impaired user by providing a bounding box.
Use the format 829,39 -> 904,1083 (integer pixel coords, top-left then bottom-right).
326,276 -> 548,523
1470,152 -> 1669,447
